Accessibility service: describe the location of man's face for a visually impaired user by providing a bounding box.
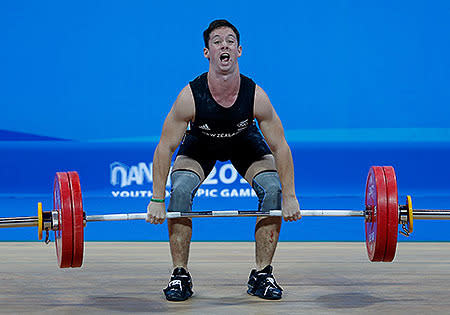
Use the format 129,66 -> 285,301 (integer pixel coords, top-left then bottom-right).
204,26 -> 242,72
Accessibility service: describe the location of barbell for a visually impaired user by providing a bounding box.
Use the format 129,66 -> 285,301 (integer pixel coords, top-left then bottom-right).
0,166 -> 449,268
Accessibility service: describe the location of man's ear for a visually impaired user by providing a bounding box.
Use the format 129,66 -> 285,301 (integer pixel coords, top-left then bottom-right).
203,47 -> 209,59
237,45 -> 242,58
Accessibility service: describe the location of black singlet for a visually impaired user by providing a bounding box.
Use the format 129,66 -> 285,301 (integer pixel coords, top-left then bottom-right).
177,72 -> 272,177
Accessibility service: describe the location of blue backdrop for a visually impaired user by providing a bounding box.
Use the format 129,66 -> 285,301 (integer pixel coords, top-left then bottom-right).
1,1 -> 449,241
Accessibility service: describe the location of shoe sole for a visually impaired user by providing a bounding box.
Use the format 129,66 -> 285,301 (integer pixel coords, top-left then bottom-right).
166,296 -> 191,302
247,289 -> 282,300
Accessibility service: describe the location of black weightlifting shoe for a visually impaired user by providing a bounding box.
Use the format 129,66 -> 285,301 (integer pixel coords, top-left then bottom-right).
163,267 -> 194,301
247,265 -> 283,300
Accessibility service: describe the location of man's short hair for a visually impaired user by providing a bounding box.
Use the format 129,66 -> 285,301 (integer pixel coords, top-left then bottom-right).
203,19 -> 240,49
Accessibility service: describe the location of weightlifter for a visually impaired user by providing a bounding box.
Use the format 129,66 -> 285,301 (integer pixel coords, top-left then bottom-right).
146,19 -> 301,301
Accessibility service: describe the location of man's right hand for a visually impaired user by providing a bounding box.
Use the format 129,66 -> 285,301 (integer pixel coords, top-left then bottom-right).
146,201 -> 166,224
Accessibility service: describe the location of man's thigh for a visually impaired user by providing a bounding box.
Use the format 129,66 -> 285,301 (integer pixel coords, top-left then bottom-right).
243,154 -> 277,185
172,155 -> 215,182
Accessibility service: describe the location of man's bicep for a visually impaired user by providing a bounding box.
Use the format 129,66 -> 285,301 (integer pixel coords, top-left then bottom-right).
159,85 -> 194,151
259,112 -> 287,152
254,86 -> 286,151
159,109 -> 188,151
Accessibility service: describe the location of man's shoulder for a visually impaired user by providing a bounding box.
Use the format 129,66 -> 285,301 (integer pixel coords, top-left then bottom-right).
190,72 -> 208,85
240,73 -> 257,87
239,73 -> 253,81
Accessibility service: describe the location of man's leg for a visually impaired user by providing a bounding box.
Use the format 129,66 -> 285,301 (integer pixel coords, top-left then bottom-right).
243,155 -> 281,269
167,156 -> 205,269
163,156 -> 205,301
251,171 -> 282,270
168,217 -> 192,269
254,216 -> 282,270
244,156 -> 284,299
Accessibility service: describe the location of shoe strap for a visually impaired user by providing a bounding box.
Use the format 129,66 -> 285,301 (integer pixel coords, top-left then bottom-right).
261,275 -> 283,291
167,279 -> 183,290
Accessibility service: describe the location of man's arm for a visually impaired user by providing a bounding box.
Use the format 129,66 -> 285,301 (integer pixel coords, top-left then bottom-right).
147,85 -> 195,224
152,85 -> 195,198
254,85 -> 300,221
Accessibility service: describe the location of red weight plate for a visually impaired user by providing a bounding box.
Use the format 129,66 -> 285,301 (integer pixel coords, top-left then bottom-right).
365,166 -> 388,262
54,172 -> 73,268
382,166 -> 399,262
67,171 -> 84,268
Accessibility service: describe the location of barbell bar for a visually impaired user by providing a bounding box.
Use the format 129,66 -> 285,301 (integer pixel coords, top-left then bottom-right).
0,166 -> 449,267
4,208 -> 450,227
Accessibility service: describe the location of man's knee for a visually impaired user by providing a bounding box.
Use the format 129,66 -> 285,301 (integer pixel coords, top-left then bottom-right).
167,170 -> 201,212
252,171 -> 282,211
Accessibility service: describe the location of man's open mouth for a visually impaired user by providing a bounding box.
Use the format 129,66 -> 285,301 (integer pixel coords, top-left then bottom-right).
220,53 -> 230,62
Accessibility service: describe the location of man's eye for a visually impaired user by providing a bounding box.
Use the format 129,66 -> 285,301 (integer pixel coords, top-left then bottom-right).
214,41 -> 220,45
